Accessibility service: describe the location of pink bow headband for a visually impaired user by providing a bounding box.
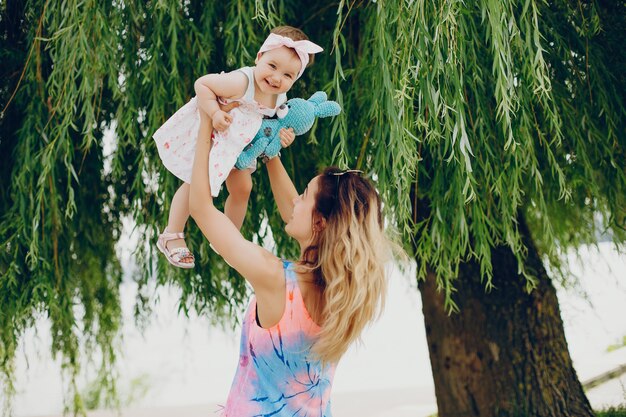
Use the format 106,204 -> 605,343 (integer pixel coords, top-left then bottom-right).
258,33 -> 323,79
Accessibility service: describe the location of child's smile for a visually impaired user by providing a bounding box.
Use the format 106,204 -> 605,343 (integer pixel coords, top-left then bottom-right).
254,46 -> 302,98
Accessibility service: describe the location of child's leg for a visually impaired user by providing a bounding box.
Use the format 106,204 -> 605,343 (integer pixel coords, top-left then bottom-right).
225,169 -> 253,230
163,183 -> 193,263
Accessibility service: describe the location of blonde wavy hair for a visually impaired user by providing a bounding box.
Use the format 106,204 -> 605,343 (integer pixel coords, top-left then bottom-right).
299,167 -> 400,364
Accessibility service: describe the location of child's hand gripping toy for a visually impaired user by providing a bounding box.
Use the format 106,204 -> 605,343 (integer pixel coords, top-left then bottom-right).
235,91 -> 341,169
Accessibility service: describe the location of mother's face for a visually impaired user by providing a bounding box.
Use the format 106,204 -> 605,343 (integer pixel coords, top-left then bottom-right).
285,176 -> 321,244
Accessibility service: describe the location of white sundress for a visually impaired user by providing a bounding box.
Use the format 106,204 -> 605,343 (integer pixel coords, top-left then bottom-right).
153,66 -> 287,197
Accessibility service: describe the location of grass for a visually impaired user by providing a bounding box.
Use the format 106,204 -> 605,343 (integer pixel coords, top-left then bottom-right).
596,405 -> 626,417
425,404 -> 626,417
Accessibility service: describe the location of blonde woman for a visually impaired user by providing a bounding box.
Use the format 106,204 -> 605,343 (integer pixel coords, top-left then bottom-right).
189,103 -> 398,417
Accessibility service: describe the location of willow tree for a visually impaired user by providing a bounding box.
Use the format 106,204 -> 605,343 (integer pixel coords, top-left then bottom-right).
1,1 -> 624,417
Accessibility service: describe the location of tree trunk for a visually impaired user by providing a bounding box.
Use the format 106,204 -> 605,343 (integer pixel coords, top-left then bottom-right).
417,215 -> 594,417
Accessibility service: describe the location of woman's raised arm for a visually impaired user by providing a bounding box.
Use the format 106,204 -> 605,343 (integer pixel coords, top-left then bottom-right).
188,108 -> 283,292
264,157 -> 299,224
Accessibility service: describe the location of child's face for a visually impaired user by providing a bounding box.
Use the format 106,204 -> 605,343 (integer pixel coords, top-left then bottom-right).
254,46 -> 302,95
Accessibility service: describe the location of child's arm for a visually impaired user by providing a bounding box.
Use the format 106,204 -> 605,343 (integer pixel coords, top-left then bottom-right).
265,156 -> 298,224
189,107 -> 284,293
194,71 -> 248,131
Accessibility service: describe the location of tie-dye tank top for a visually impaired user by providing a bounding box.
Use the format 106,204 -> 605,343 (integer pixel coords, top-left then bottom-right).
220,260 -> 336,417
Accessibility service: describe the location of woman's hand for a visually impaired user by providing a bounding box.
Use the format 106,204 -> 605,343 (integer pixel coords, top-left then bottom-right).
220,100 -> 241,114
279,127 -> 295,148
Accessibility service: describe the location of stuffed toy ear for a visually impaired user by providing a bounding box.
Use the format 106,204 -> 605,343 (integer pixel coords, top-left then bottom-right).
315,101 -> 341,118
308,91 -> 328,104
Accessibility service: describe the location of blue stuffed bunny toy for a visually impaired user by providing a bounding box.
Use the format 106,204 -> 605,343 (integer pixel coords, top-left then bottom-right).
235,91 -> 341,170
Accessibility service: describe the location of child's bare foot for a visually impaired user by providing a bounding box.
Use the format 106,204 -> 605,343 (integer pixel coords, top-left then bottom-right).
156,229 -> 195,268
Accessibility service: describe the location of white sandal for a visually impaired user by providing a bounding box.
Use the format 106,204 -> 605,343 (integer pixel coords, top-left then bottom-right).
156,230 -> 195,269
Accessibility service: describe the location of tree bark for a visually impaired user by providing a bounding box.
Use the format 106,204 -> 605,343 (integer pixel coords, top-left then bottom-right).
417,215 -> 594,417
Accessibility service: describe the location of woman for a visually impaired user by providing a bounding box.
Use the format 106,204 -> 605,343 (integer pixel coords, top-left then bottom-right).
189,104 -> 399,416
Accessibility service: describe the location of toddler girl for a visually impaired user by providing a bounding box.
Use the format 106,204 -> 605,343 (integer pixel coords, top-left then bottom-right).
153,26 -> 322,268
